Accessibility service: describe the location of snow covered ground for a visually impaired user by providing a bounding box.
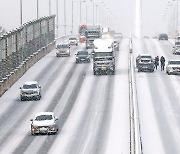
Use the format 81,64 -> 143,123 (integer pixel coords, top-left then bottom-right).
0,37 -> 179,154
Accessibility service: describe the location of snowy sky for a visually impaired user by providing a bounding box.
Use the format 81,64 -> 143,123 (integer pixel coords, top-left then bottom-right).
0,0 -> 169,37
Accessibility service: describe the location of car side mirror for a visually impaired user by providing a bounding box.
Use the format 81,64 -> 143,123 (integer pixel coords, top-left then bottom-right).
55,116 -> 58,120
20,87 -> 22,89
39,85 -> 41,88
30,119 -> 33,122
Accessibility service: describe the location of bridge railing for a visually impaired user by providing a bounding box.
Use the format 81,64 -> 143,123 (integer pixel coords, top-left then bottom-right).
0,15 -> 56,96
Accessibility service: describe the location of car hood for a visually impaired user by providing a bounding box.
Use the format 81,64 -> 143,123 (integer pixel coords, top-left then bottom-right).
33,120 -> 55,127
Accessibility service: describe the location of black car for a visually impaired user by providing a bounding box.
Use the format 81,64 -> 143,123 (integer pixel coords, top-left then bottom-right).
136,54 -> 154,72
75,51 -> 90,63
137,58 -> 154,72
159,33 -> 168,40
136,54 -> 152,68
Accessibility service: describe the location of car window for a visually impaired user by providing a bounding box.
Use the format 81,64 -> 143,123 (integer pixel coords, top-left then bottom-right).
23,84 -> 37,89
77,51 -> 88,55
169,61 -> 180,65
35,115 -> 53,121
140,59 -> 151,63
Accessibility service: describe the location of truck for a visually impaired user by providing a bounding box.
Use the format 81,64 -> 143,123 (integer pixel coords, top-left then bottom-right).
85,25 -> 102,49
92,38 -> 115,75
78,24 -> 87,42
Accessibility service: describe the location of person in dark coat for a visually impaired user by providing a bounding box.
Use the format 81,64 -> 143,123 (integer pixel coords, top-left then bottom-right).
160,56 -> 165,71
154,56 -> 159,70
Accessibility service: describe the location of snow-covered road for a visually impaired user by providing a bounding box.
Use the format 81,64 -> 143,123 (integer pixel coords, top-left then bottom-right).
0,37 -> 179,154
133,38 -> 180,154
0,38 -> 130,154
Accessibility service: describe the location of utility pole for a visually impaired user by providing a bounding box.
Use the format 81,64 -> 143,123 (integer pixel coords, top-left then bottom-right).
37,0 -> 39,19
135,0 -> 142,38
64,0 -> 67,35
20,0 -> 22,25
56,0 -> 59,37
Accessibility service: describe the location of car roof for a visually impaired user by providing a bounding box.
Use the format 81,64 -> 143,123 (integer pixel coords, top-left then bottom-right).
24,81 -> 38,85
139,54 -> 151,56
35,112 -> 54,117
78,50 -> 88,53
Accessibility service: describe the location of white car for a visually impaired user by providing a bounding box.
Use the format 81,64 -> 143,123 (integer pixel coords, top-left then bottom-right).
172,46 -> 180,55
56,43 -> 70,57
30,112 -> 58,135
68,37 -> 78,46
20,81 -> 41,101
166,60 -> 180,75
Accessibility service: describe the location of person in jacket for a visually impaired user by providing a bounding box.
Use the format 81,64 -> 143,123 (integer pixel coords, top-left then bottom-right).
154,56 -> 159,70
160,56 -> 165,71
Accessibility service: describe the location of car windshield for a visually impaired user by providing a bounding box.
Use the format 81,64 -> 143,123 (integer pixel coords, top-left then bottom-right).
94,52 -> 113,57
23,84 -> 37,89
35,115 -> 53,121
77,51 -> 88,55
57,44 -> 68,48
169,61 -> 180,65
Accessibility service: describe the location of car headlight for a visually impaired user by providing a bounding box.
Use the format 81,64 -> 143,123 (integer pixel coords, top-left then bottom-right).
21,91 -> 25,95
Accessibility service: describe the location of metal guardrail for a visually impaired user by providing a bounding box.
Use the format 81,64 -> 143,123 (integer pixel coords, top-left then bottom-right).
0,15 -> 56,81
0,16 -> 57,96
129,37 -> 143,154
0,34 -> 71,97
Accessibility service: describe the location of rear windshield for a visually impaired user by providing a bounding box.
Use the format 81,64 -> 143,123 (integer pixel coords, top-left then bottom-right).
140,59 -> 151,63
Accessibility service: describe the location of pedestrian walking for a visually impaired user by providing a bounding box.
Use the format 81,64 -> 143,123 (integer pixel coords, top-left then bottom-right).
154,56 -> 159,70
160,56 -> 165,71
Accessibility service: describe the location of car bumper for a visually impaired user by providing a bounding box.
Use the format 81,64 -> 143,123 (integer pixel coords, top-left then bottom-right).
167,69 -> 180,75
138,65 -> 154,71
31,127 -> 58,135
94,66 -> 115,74
56,53 -> 70,57
20,94 -> 40,100
76,58 -> 90,63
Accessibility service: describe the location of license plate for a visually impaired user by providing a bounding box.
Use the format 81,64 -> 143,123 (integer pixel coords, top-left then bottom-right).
102,67 -> 107,71
40,127 -> 48,131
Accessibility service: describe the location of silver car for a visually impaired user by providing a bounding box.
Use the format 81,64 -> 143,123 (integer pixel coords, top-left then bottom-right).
172,46 -> 180,55
30,112 -> 58,135
20,81 -> 41,101
56,43 -> 70,57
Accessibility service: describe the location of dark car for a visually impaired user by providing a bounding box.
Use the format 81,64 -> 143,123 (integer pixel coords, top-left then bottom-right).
136,54 -> 154,72
136,54 -> 153,68
75,51 -> 90,63
159,33 -> 168,40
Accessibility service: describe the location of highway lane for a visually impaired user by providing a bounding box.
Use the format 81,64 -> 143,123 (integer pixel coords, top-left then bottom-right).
133,38 -> 180,154
0,38 -> 130,154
